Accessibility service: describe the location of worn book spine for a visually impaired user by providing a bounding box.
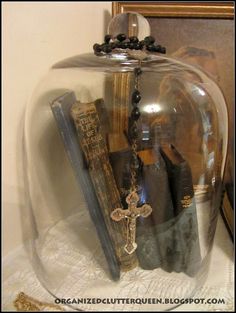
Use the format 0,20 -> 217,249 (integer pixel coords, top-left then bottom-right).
139,151 -> 178,272
160,144 -> 195,215
160,144 -> 202,276
71,102 -> 138,271
50,92 -> 120,281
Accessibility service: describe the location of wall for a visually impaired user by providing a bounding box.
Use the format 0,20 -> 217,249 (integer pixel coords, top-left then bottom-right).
2,1 -> 112,257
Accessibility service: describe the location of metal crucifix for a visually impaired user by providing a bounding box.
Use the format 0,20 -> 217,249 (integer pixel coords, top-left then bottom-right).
110,191 -> 152,254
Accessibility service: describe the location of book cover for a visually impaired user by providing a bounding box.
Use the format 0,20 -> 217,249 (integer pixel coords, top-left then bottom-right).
160,144 -> 202,276
51,91 -> 120,281
70,100 -> 138,272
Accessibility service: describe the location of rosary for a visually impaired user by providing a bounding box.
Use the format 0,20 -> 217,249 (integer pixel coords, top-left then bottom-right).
94,33 -> 166,255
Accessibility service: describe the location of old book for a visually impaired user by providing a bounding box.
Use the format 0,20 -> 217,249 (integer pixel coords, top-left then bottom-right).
71,101 -> 138,272
160,144 -> 195,215
108,133 -> 129,153
160,144 -> 202,276
108,133 -> 176,271
110,72 -> 132,133
50,92 -> 120,281
108,133 -> 201,276
137,149 -> 176,271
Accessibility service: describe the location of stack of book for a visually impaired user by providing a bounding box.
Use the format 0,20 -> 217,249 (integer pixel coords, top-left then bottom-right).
51,91 -> 202,281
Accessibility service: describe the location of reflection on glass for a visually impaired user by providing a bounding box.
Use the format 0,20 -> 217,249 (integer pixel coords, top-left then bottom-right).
143,103 -> 162,114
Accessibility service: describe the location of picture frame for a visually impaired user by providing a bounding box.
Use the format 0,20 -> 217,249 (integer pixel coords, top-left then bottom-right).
112,2 -> 234,18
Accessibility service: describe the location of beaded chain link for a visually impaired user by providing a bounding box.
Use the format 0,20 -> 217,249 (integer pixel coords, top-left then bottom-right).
93,33 -> 166,193
93,33 -> 166,55
94,34 -> 162,254
129,64 -> 142,193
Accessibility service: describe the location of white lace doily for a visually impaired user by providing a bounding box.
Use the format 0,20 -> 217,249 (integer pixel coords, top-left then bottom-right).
3,212 -> 234,312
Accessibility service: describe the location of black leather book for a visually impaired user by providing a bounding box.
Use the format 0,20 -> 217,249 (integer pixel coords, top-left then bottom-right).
160,144 -> 195,215
136,150 -> 176,271
109,135 -> 201,276
109,146 -> 162,270
160,144 -> 202,276
109,134 -> 176,271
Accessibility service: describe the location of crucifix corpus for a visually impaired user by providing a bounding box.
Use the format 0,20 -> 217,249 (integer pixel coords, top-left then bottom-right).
111,191 -> 152,254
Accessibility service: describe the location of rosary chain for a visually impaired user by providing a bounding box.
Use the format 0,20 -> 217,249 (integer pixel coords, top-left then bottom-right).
130,62 -> 142,193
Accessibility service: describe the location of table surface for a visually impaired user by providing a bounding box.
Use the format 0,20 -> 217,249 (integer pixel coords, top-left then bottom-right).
2,215 -> 234,312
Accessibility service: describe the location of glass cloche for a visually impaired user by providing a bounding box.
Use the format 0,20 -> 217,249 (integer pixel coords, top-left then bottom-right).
24,12 -> 228,311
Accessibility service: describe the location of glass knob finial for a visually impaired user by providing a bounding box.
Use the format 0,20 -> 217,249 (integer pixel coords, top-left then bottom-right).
107,12 -> 151,39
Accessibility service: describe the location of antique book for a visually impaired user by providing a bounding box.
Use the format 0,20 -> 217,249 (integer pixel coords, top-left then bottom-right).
136,149 -> 176,271
141,145 -> 202,276
109,134 -> 202,276
108,133 -> 176,271
160,144 -> 202,276
50,92 -> 121,281
160,144 -> 195,215
71,100 -> 138,272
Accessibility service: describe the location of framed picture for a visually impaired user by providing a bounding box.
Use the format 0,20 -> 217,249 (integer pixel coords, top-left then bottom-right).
112,1 -> 234,227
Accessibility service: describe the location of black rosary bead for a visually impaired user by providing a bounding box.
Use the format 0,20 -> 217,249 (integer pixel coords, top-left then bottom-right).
101,44 -> 112,53
110,42 -> 116,49
129,42 -> 135,50
93,43 -> 102,53
116,33 -> 126,42
125,42 -> 130,49
132,90 -> 141,104
93,34 -> 166,56
130,124 -> 139,139
120,42 -> 128,49
139,40 -> 145,48
133,43 -> 141,50
146,44 -> 156,52
129,36 -> 139,43
131,107 -> 141,120
144,36 -> 155,45
134,68 -> 142,76
104,34 -> 112,44
154,45 -> 162,52
116,42 -> 123,48
160,46 -> 166,54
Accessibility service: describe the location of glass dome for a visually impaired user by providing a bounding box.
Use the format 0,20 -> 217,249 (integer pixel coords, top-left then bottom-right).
24,13 -> 228,311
